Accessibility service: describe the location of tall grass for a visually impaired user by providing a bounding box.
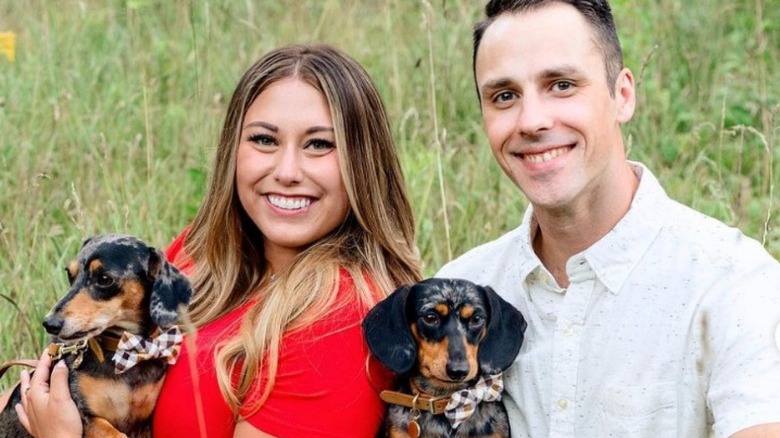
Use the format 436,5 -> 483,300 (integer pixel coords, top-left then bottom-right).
0,0 -> 777,371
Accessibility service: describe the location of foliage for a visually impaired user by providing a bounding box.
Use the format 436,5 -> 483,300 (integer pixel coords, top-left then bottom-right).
0,0 -> 777,369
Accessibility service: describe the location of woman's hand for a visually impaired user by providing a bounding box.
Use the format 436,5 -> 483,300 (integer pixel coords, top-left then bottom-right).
15,350 -> 82,438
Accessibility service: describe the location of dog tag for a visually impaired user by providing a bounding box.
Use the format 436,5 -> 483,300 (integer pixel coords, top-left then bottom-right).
408,419 -> 421,438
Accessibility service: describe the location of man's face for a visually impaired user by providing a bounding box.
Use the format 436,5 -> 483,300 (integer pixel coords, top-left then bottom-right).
475,2 -> 635,213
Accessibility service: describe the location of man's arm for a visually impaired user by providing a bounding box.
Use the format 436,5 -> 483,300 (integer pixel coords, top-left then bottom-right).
730,423 -> 780,437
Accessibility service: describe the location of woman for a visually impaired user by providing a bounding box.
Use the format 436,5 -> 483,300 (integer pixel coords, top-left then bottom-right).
14,44 -> 421,437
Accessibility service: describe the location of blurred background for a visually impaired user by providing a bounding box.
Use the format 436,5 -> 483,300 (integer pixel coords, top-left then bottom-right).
0,0 -> 777,366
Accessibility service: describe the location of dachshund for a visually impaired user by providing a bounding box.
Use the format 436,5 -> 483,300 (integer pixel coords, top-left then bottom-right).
363,278 -> 526,438
0,234 -> 192,438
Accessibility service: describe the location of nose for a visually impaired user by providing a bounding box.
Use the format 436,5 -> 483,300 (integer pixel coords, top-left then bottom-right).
446,337 -> 471,381
446,360 -> 470,381
516,93 -> 553,137
43,315 -> 64,335
272,145 -> 303,185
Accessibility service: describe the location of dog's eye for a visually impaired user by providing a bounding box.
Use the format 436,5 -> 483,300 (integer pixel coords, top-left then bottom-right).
469,314 -> 486,329
421,313 -> 440,326
95,274 -> 115,287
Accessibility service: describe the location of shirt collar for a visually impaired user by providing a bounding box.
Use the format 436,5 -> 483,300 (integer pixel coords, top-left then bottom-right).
517,162 -> 669,294
584,162 -> 669,293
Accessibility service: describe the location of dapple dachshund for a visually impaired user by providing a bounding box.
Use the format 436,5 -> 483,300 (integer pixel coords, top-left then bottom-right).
363,278 -> 526,438
0,234 -> 192,438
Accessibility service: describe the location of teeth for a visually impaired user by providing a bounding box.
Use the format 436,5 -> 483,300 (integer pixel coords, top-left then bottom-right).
268,195 -> 311,210
524,146 -> 569,163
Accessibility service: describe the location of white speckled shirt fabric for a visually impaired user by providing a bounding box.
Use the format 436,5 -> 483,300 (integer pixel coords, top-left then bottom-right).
437,163 -> 780,438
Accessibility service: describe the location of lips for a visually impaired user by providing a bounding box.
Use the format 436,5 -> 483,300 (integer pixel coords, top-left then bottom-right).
267,195 -> 312,210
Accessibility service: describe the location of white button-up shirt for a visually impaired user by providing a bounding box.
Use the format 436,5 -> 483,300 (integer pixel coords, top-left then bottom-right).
437,163 -> 780,437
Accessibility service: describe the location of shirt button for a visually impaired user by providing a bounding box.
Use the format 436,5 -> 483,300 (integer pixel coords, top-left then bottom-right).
563,325 -> 575,337
557,398 -> 569,410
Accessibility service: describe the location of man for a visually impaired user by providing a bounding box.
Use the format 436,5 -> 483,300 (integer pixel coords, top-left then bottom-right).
437,1 -> 780,436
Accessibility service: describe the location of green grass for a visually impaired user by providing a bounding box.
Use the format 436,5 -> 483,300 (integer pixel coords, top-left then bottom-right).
0,0 -> 777,372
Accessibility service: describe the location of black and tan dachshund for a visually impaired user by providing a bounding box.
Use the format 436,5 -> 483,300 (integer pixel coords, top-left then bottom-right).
0,234 -> 192,438
363,278 -> 526,438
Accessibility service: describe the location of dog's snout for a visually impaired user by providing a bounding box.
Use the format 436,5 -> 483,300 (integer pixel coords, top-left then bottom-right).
446,360 -> 470,381
42,315 -> 64,335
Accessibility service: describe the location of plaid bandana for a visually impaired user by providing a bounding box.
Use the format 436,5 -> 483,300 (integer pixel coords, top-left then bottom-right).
112,326 -> 183,374
444,373 -> 504,428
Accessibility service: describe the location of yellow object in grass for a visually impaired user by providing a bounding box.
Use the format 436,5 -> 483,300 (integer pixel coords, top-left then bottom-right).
0,32 -> 16,63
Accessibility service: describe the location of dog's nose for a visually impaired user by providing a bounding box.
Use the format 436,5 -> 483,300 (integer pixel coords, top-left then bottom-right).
42,316 -> 64,335
446,361 -> 470,381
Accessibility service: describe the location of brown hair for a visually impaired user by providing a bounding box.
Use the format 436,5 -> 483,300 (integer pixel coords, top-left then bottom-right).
181,44 -> 422,414
473,0 -> 624,97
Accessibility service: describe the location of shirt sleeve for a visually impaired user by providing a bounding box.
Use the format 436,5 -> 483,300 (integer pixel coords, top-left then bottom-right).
708,256 -> 780,437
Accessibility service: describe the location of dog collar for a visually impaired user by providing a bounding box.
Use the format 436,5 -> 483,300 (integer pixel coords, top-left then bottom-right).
381,373 -> 505,430
48,334 -> 122,368
380,389 -> 450,414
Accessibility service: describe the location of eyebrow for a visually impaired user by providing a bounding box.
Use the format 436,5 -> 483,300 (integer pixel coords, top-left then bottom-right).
479,65 -> 585,97
479,78 -> 514,98
538,65 -> 583,80
242,121 -> 334,135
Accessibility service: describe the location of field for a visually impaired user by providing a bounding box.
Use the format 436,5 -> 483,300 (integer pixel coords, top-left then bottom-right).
0,0 -> 777,369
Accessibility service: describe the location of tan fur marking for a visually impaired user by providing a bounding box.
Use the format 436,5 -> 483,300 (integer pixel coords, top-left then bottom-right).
464,335 -> 480,380
58,278 -> 144,336
434,303 -> 449,317
67,261 -> 79,279
78,376 -> 131,425
78,375 -> 163,428
62,292 -> 116,324
460,305 -> 475,319
88,259 -> 103,272
121,279 -> 146,315
84,417 -> 127,438
411,323 -> 450,381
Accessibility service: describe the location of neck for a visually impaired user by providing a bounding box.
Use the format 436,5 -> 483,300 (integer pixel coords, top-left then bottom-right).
532,163 -> 639,288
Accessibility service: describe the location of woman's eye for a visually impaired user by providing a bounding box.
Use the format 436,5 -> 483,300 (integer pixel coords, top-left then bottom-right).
305,138 -> 335,156
248,133 -> 276,146
95,274 -> 115,287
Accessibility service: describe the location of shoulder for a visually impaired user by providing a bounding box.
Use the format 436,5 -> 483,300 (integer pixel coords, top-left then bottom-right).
437,225 -> 525,279
661,199 -> 779,274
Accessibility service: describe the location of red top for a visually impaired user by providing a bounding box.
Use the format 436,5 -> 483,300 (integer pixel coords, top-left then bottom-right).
152,231 -> 392,437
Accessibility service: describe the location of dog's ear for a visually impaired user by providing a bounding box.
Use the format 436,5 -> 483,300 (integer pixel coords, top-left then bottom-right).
147,248 -> 193,327
362,284 -> 416,375
478,285 -> 526,374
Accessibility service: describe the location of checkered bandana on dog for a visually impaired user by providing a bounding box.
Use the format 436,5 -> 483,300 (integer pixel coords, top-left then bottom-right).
112,325 -> 183,374
444,373 -> 504,428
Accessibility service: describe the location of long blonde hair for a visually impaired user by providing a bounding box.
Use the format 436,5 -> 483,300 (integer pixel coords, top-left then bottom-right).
181,44 -> 421,414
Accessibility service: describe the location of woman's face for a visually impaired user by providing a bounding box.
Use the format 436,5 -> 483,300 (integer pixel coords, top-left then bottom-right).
235,77 -> 350,272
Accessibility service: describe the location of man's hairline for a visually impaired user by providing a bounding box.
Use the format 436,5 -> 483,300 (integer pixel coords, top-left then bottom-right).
472,2 -> 619,102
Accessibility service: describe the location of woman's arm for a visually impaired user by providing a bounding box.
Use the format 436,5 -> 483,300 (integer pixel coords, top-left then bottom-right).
15,351 -> 82,438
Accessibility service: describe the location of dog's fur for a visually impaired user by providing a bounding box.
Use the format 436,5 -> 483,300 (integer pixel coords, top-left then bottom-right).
0,234 -> 192,438
363,278 -> 526,438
